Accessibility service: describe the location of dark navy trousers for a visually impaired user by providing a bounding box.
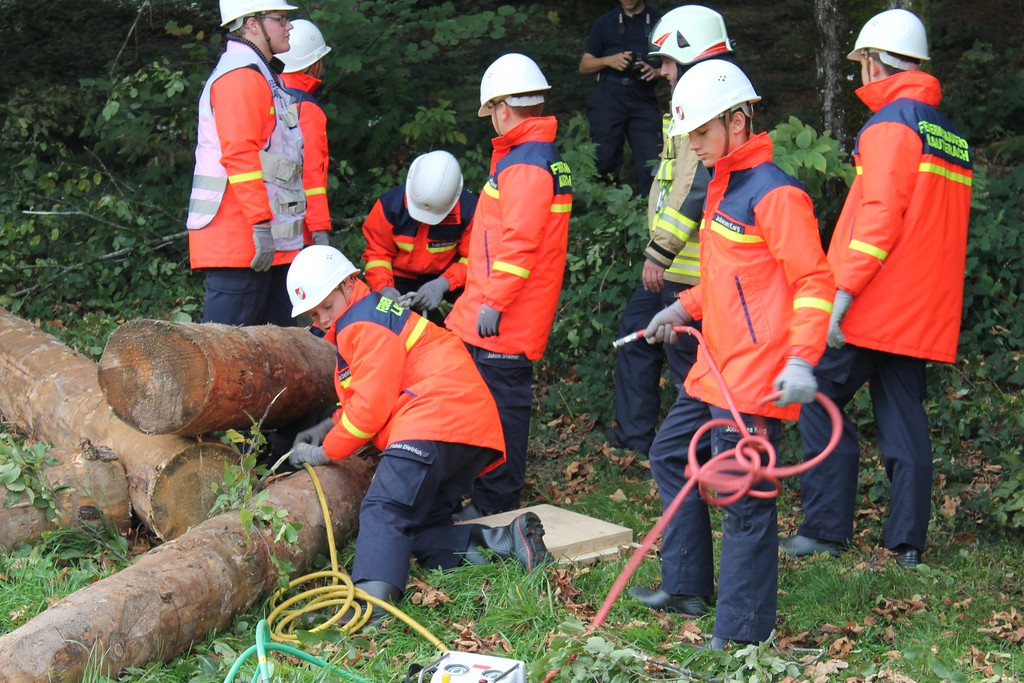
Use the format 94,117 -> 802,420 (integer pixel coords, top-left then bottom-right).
609,282 -> 698,454
649,390 -> 781,643
202,265 -> 295,327
586,80 -> 662,197
796,344 -> 932,552
463,344 -> 534,515
351,440 -> 499,590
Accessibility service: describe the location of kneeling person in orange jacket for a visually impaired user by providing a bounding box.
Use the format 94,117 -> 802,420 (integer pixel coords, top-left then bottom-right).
285,245 -> 551,609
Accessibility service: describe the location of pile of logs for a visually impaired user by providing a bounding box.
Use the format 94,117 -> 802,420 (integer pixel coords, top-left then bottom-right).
0,309 -> 373,681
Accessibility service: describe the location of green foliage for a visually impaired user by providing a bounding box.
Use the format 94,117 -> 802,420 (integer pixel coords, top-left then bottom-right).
0,434 -> 61,521
770,115 -> 856,239
212,425 -> 302,588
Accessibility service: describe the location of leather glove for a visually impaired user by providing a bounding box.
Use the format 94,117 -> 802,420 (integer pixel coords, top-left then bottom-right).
408,276 -> 449,311
827,290 -> 853,349
477,305 -> 501,337
379,286 -> 401,302
289,443 -> 328,468
773,357 -> 818,406
645,301 -> 692,345
293,417 -> 334,447
311,230 -> 330,246
250,223 -> 275,272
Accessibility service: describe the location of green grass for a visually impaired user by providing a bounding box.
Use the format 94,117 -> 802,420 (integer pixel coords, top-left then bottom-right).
1,422 -> 1021,682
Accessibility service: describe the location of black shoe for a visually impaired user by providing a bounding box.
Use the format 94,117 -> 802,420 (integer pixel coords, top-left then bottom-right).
893,544 -> 920,568
466,512 -> 552,571
330,580 -> 403,627
626,587 -> 709,618
779,534 -> 843,558
452,502 -> 483,522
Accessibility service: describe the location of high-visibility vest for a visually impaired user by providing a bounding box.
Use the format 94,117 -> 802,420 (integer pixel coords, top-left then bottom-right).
187,41 -> 305,252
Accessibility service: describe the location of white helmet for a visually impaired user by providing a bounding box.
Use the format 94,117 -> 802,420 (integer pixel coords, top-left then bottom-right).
287,245 -> 360,316
848,8 -> 930,63
650,5 -> 734,66
279,19 -> 331,73
219,0 -> 297,28
478,53 -> 551,117
405,151 -> 464,225
670,59 -> 760,136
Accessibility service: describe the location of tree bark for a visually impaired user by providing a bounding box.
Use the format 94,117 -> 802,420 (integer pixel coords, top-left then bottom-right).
97,320 -> 337,436
0,308 -> 236,540
0,455 -> 375,682
0,440 -> 131,553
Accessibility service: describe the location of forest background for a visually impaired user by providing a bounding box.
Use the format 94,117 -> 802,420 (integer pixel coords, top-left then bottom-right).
0,0 -> 1022,680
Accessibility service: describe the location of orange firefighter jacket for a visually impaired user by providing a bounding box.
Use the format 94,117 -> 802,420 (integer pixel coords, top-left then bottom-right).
281,71 -> 332,245
679,133 -> 834,421
320,279 -> 505,471
446,117 -> 573,360
360,186 -> 477,291
188,61 -> 299,269
829,71 -> 972,363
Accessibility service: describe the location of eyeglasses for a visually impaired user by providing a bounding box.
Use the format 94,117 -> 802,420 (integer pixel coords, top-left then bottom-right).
258,13 -> 290,27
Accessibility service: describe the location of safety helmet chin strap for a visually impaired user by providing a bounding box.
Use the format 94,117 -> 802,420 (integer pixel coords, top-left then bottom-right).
254,15 -> 274,51
720,103 -> 754,157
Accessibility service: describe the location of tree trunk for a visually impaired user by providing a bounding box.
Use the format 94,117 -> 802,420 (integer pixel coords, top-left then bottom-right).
0,455 -> 375,682
0,308 -> 236,540
0,440 -> 131,553
97,320 -> 337,436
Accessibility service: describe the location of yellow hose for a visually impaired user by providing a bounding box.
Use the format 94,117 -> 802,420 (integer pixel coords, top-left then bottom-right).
265,463 -> 447,652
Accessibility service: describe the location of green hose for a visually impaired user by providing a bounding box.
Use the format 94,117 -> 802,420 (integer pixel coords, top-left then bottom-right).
223,618 -> 373,683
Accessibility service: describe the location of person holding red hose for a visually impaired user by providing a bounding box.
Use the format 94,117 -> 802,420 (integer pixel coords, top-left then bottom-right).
626,60 -> 833,649
782,8 -> 973,568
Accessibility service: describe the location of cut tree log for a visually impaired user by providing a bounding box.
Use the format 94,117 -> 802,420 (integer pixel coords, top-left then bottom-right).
0,455 -> 375,682
0,440 -> 131,553
97,319 -> 337,436
0,307 -> 236,540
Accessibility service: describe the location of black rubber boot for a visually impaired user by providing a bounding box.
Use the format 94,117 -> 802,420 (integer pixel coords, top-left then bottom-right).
464,512 -> 552,571
352,580 -> 403,625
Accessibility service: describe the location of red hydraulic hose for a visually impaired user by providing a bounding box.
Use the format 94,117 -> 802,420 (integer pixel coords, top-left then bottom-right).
590,324 -> 843,633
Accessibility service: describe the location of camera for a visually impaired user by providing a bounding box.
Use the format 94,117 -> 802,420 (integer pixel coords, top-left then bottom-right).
627,53 -> 648,77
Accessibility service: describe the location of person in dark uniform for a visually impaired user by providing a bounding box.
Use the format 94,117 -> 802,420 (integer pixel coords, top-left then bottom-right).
606,5 -> 736,457
579,0 -> 663,197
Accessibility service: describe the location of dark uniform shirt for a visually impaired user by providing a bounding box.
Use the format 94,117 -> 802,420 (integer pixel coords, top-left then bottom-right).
585,3 -> 663,87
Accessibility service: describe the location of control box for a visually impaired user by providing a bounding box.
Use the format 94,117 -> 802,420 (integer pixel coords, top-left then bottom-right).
418,650 -> 527,683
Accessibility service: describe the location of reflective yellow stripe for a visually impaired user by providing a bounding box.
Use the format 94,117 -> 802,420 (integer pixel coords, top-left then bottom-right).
667,263 -> 700,277
341,412 -> 373,439
405,316 -> 429,350
339,376 -> 351,389
850,239 -> 888,260
483,184 -> 499,199
855,165 -> 863,175
919,162 -> 973,187
306,187 -> 327,196
794,296 -> 833,314
493,261 -> 530,278
395,242 -> 414,252
550,200 -> 572,213
365,260 -> 392,271
228,170 -> 263,184
708,220 -> 764,244
457,256 -> 468,265
655,208 -> 698,242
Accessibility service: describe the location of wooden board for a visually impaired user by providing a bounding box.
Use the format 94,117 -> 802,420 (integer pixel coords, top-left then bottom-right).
461,504 -> 634,565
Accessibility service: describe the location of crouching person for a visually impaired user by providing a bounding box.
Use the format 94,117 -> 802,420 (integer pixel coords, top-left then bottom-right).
285,245 -> 551,613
